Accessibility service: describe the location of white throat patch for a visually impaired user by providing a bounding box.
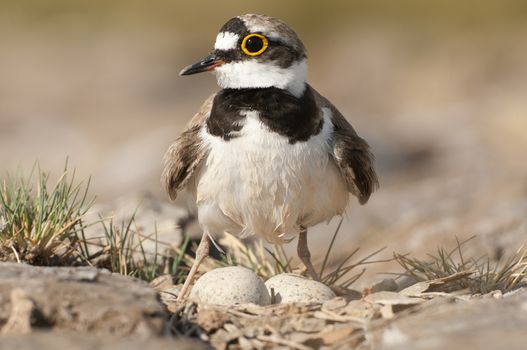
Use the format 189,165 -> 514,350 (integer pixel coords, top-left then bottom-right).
214,32 -> 239,51
214,59 -> 307,97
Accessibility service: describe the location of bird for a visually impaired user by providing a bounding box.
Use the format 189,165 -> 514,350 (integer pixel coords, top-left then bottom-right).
162,14 -> 378,300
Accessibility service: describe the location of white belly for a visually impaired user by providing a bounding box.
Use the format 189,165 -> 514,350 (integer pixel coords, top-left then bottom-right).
194,108 -> 349,243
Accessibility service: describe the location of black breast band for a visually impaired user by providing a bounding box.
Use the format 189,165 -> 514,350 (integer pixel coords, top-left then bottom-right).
207,87 -> 322,144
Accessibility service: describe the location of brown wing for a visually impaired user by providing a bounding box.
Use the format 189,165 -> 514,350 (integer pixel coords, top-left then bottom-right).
312,87 -> 379,204
161,93 -> 215,200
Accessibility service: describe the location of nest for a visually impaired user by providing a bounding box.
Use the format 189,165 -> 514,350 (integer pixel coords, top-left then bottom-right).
157,273 -> 479,350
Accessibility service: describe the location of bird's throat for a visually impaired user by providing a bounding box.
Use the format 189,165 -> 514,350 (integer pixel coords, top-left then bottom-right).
214,59 -> 307,98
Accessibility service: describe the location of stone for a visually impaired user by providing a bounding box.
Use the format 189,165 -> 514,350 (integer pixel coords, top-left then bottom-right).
370,278 -> 399,293
190,266 -> 271,306
376,288 -> 527,350
0,331 -> 206,350
149,274 -> 175,291
0,262 -> 166,337
265,273 -> 336,304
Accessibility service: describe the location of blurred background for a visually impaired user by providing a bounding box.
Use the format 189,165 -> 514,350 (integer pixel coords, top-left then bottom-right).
1,0 -> 526,284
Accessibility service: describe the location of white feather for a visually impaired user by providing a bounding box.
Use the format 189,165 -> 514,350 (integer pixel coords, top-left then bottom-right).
214,32 -> 240,51
214,59 -> 307,98
194,108 -> 349,243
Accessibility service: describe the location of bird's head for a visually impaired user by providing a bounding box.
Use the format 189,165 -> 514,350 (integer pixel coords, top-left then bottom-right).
179,14 -> 307,97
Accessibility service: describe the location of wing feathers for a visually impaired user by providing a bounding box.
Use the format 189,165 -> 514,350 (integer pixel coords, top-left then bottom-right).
312,87 -> 379,204
161,93 -> 215,200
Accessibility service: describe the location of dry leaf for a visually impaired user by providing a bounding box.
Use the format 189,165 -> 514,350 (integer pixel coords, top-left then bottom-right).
322,297 -> 347,312
400,271 -> 475,297
365,291 -> 425,305
342,300 -> 379,319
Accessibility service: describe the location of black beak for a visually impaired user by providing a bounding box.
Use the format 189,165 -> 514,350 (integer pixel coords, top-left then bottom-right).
179,54 -> 225,76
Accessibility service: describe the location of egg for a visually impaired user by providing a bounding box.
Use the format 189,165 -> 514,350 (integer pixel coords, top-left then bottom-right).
190,266 -> 271,306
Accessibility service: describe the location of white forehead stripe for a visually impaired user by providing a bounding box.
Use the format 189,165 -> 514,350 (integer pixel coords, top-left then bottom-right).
214,32 -> 239,51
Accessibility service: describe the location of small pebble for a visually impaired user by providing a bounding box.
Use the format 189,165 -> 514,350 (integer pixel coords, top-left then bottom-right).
190,266 -> 270,306
265,273 -> 336,304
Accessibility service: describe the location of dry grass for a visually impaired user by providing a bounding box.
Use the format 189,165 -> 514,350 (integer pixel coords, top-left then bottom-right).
0,164 -> 92,265
199,234 -> 289,280
0,165 -> 189,282
2,164 -> 526,294
394,236 -> 527,293
189,219 -> 392,291
318,219 -> 392,290
76,213 -> 191,282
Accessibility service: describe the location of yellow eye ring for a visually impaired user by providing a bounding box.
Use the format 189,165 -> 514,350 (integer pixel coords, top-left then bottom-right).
241,33 -> 269,56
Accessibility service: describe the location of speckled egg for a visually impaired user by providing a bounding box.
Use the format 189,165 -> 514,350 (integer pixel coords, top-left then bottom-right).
190,266 -> 271,306
265,273 -> 336,304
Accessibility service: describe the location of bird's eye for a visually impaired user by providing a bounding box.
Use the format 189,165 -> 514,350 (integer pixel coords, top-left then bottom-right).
241,33 -> 269,56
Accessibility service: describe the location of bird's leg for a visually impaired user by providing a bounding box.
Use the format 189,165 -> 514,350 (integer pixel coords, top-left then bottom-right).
177,231 -> 210,301
297,228 -> 320,281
